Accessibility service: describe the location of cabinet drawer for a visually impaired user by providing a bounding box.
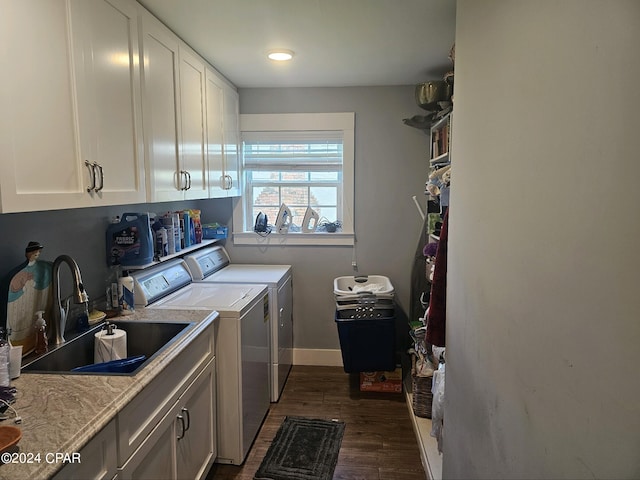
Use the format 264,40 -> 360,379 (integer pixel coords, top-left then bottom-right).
117,322 -> 214,463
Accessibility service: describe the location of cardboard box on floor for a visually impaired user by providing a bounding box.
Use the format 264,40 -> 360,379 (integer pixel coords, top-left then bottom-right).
359,370 -> 402,393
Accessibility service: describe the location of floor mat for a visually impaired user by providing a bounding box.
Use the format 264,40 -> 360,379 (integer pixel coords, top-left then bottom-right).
254,416 -> 345,480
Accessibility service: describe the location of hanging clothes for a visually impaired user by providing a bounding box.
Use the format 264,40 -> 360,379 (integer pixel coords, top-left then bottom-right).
426,208 -> 448,347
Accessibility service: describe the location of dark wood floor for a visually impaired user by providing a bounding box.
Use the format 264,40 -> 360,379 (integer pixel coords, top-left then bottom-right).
206,365 -> 426,480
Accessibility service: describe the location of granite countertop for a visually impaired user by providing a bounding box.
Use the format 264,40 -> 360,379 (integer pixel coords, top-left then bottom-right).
0,308 -> 217,480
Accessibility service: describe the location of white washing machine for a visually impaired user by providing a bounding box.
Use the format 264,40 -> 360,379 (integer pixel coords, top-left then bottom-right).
184,246 -> 293,402
130,259 -> 270,466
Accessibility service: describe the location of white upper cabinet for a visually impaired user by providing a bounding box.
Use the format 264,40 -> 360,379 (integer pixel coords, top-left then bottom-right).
1,0 -> 241,212
140,11 -> 212,202
0,0 -> 145,213
138,7 -> 182,202
205,68 -> 241,198
70,0 -> 146,206
204,67 -> 226,198
178,45 -> 209,200
222,84 -> 242,197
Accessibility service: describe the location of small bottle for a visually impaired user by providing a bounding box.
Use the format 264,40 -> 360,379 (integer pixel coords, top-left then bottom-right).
34,310 -> 48,355
118,275 -> 135,315
106,264 -> 121,311
171,212 -> 182,252
162,215 -> 176,255
0,328 -> 9,386
77,302 -> 90,332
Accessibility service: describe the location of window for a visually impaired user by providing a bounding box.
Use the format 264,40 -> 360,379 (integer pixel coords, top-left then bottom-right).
233,113 -> 354,246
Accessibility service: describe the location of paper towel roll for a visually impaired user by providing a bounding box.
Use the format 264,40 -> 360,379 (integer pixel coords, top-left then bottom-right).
94,328 -> 127,363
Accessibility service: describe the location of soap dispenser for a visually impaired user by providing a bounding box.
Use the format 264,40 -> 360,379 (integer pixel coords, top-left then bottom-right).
34,310 -> 48,355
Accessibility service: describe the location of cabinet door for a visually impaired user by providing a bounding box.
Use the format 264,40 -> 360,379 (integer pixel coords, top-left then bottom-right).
222,86 -> 242,197
178,46 -> 209,200
176,359 -> 216,480
139,6 -> 183,202
70,0 -> 146,205
119,359 -> 215,480
204,67 -> 226,198
54,420 -> 118,480
0,0 -> 88,213
119,410 -> 176,480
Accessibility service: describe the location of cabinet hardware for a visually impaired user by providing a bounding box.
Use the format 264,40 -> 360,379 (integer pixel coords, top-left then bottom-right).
180,170 -> 191,190
95,163 -> 104,192
177,413 -> 186,440
85,161 -> 104,192
85,160 -> 96,192
181,407 -> 190,432
177,407 -> 190,440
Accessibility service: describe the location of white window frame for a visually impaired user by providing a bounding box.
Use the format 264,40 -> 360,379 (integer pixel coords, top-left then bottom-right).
232,112 -> 355,246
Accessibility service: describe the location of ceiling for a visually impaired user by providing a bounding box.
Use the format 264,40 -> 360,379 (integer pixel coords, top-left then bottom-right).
137,0 -> 457,89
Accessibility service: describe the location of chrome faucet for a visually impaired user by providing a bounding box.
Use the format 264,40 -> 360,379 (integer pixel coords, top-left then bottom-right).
51,255 -> 89,345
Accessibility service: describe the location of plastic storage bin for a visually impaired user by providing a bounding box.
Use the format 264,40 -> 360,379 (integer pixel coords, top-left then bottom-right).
202,224 -> 228,240
333,275 -> 394,297
334,274 -> 396,373
335,293 -> 394,319
335,312 -> 396,373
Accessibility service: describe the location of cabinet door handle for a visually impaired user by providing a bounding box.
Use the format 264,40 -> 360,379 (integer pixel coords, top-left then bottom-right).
181,407 -> 190,432
183,171 -> 190,190
179,170 -> 188,190
95,163 -> 104,192
85,160 -> 96,192
226,174 -> 233,190
177,413 -> 186,440
186,171 -> 192,190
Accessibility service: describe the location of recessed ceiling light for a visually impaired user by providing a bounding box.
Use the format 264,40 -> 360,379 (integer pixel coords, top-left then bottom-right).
268,49 -> 294,61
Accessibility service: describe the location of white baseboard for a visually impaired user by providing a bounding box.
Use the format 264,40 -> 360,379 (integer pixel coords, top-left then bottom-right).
293,348 -> 343,366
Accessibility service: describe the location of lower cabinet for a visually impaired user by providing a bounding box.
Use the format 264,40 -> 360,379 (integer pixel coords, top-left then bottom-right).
54,320 -> 216,480
176,362 -> 216,479
120,359 -> 216,480
53,419 -> 118,480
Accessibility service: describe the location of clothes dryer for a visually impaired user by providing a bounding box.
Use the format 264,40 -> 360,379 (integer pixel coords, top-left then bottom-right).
185,246 -> 292,402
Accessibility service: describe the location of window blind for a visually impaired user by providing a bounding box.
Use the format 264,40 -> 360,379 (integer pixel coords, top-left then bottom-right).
243,131 -> 343,169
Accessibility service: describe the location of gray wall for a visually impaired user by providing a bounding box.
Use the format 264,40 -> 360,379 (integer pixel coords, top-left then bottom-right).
233,86 -> 428,352
445,1 -> 640,478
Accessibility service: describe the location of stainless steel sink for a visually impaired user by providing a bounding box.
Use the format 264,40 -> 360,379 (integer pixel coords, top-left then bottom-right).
22,320 -> 194,375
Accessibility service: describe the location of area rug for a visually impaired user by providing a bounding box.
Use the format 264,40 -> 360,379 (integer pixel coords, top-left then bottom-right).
254,416 -> 345,480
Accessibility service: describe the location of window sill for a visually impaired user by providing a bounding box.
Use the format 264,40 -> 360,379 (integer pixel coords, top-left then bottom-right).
233,232 -> 355,246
